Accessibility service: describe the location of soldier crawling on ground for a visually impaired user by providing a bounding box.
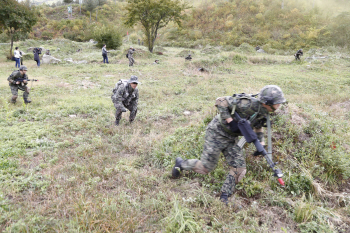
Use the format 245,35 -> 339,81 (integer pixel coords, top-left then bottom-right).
294,49 -> 303,61
111,75 -> 140,125
172,85 -> 286,206
185,54 -> 192,61
7,65 -> 32,104
152,59 -> 159,65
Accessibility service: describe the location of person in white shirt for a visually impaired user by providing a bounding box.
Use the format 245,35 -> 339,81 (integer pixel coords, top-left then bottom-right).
14,47 -> 22,68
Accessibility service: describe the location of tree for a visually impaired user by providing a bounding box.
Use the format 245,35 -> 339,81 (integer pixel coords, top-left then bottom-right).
63,0 -> 73,4
85,0 -> 97,22
124,0 -> 189,53
0,0 -> 37,58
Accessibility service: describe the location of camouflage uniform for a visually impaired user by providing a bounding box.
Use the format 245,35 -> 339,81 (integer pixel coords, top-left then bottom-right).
111,76 -> 139,124
180,95 -> 269,196
7,70 -> 30,103
128,48 -> 135,66
295,49 -> 303,61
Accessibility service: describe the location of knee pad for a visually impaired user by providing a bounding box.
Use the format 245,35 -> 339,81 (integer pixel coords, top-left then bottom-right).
229,167 -> 247,184
193,161 -> 210,175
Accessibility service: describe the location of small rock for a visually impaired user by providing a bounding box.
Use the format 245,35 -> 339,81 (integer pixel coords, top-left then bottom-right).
183,111 -> 191,115
69,115 -> 77,118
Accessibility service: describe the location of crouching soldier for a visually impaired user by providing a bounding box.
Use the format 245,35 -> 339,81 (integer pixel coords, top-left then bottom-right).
172,85 -> 286,205
294,49 -> 303,61
185,54 -> 192,61
111,75 -> 140,125
7,65 -> 32,104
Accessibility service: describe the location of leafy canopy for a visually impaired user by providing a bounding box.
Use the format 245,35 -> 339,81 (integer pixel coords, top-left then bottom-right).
0,0 -> 37,57
124,0 -> 189,52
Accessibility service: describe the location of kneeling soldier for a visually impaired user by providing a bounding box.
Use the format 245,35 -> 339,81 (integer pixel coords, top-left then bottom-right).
111,75 -> 140,125
7,65 -> 31,104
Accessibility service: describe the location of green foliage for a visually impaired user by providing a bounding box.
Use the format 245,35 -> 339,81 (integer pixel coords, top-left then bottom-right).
124,0 -> 189,52
329,12 -> 350,47
0,0 -> 38,58
162,196 -> 201,233
92,24 -> 122,49
285,173 -> 313,196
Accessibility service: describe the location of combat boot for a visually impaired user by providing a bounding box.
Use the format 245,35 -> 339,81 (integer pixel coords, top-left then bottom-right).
11,96 -> 17,104
172,157 -> 184,178
24,98 -> 31,104
220,192 -> 229,205
115,119 -> 120,126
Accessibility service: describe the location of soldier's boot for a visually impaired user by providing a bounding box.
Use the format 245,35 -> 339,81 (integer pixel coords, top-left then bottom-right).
115,119 -> 120,126
24,98 -> 31,104
172,157 -> 184,178
11,96 -> 18,104
220,192 -> 229,206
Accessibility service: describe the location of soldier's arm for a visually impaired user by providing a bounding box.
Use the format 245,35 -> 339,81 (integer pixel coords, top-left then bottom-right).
7,72 -> 17,84
215,96 -> 233,123
254,127 -> 265,145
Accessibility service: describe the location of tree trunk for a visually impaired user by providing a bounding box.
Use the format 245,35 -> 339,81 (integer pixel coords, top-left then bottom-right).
90,12 -> 91,23
96,9 -> 98,21
9,32 -> 14,59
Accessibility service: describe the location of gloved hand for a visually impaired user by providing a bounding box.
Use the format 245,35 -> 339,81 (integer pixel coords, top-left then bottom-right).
253,145 -> 267,156
228,120 -> 240,133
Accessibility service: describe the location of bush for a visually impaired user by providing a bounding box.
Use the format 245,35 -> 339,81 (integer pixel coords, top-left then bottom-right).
41,31 -> 54,40
92,25 -> 122,49
0,31 -> 10,43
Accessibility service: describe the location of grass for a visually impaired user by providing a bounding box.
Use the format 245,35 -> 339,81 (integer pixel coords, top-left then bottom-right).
0,39 -> 350,232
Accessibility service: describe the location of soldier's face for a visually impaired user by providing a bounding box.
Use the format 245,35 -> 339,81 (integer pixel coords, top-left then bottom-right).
20,70 -> 27,75
130,83 -> 138,89
263,103 -> 281,112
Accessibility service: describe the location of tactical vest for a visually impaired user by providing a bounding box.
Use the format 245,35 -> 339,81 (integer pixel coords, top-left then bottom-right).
219,93 -> 265,135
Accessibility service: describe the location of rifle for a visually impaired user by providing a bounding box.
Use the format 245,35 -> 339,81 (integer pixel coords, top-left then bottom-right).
234,112 -> 285,186
14,78 -> 39,91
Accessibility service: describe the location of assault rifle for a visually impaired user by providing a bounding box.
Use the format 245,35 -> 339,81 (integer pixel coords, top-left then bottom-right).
14,78 -> 39,91
234,112 -> 285,186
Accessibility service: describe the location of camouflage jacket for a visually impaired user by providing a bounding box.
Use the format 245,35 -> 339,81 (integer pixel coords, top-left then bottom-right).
112,82 -> 138,108
211,95 -> 269,138
7,70 -> 28,86
127,49 -> 134,58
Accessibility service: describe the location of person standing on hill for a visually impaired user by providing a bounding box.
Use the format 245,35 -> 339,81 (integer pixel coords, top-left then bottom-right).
127,46 -> 135,66
33,47 -> 41,67
7,65 -> 32,104
111,75 -> 140,125
172,85 -> 286,205
14,47 -> 22,68
294,49 -> 303,61
102,44 -> 109,64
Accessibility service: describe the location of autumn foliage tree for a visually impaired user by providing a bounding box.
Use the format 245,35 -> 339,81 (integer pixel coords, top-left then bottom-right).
0,0 -> 37,58
124,0 -> 189,53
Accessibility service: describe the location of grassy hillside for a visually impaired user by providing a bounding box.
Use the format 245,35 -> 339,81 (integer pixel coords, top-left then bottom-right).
0,39 -> 349,232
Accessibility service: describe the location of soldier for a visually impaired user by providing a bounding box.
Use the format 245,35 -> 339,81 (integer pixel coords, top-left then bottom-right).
185,54 -> 192,61
111,75 -> 140,125
294,49 -> 303,61
127,46 -> 135,66
102,45 -> 109,64
152,59 -> 159,65
172,85 -> 286,205
7,65 -> 32,104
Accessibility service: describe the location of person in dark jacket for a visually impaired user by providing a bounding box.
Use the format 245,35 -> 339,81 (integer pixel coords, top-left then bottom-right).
185,54 -> 192,61
33,48 -> 42,67
102,45 -> 109,64
294,49 -> 303,61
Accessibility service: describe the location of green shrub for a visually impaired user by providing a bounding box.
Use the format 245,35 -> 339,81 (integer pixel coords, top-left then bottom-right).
92,24 -> 122,49
41,31 -> 54,40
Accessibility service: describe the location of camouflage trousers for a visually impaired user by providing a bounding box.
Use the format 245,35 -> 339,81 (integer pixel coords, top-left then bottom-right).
181,127 -> 246,196
128,57 -> 135,66
114,101 -> 138,123
10,85 -> 29,99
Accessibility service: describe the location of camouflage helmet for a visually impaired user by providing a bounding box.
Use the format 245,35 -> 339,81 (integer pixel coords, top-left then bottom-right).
258,85 -> 286,105
19,65 -> 28,71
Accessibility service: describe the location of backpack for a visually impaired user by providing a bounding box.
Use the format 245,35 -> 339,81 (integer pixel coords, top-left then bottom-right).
126,53 -> 128,58
111,79 -> 128,101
